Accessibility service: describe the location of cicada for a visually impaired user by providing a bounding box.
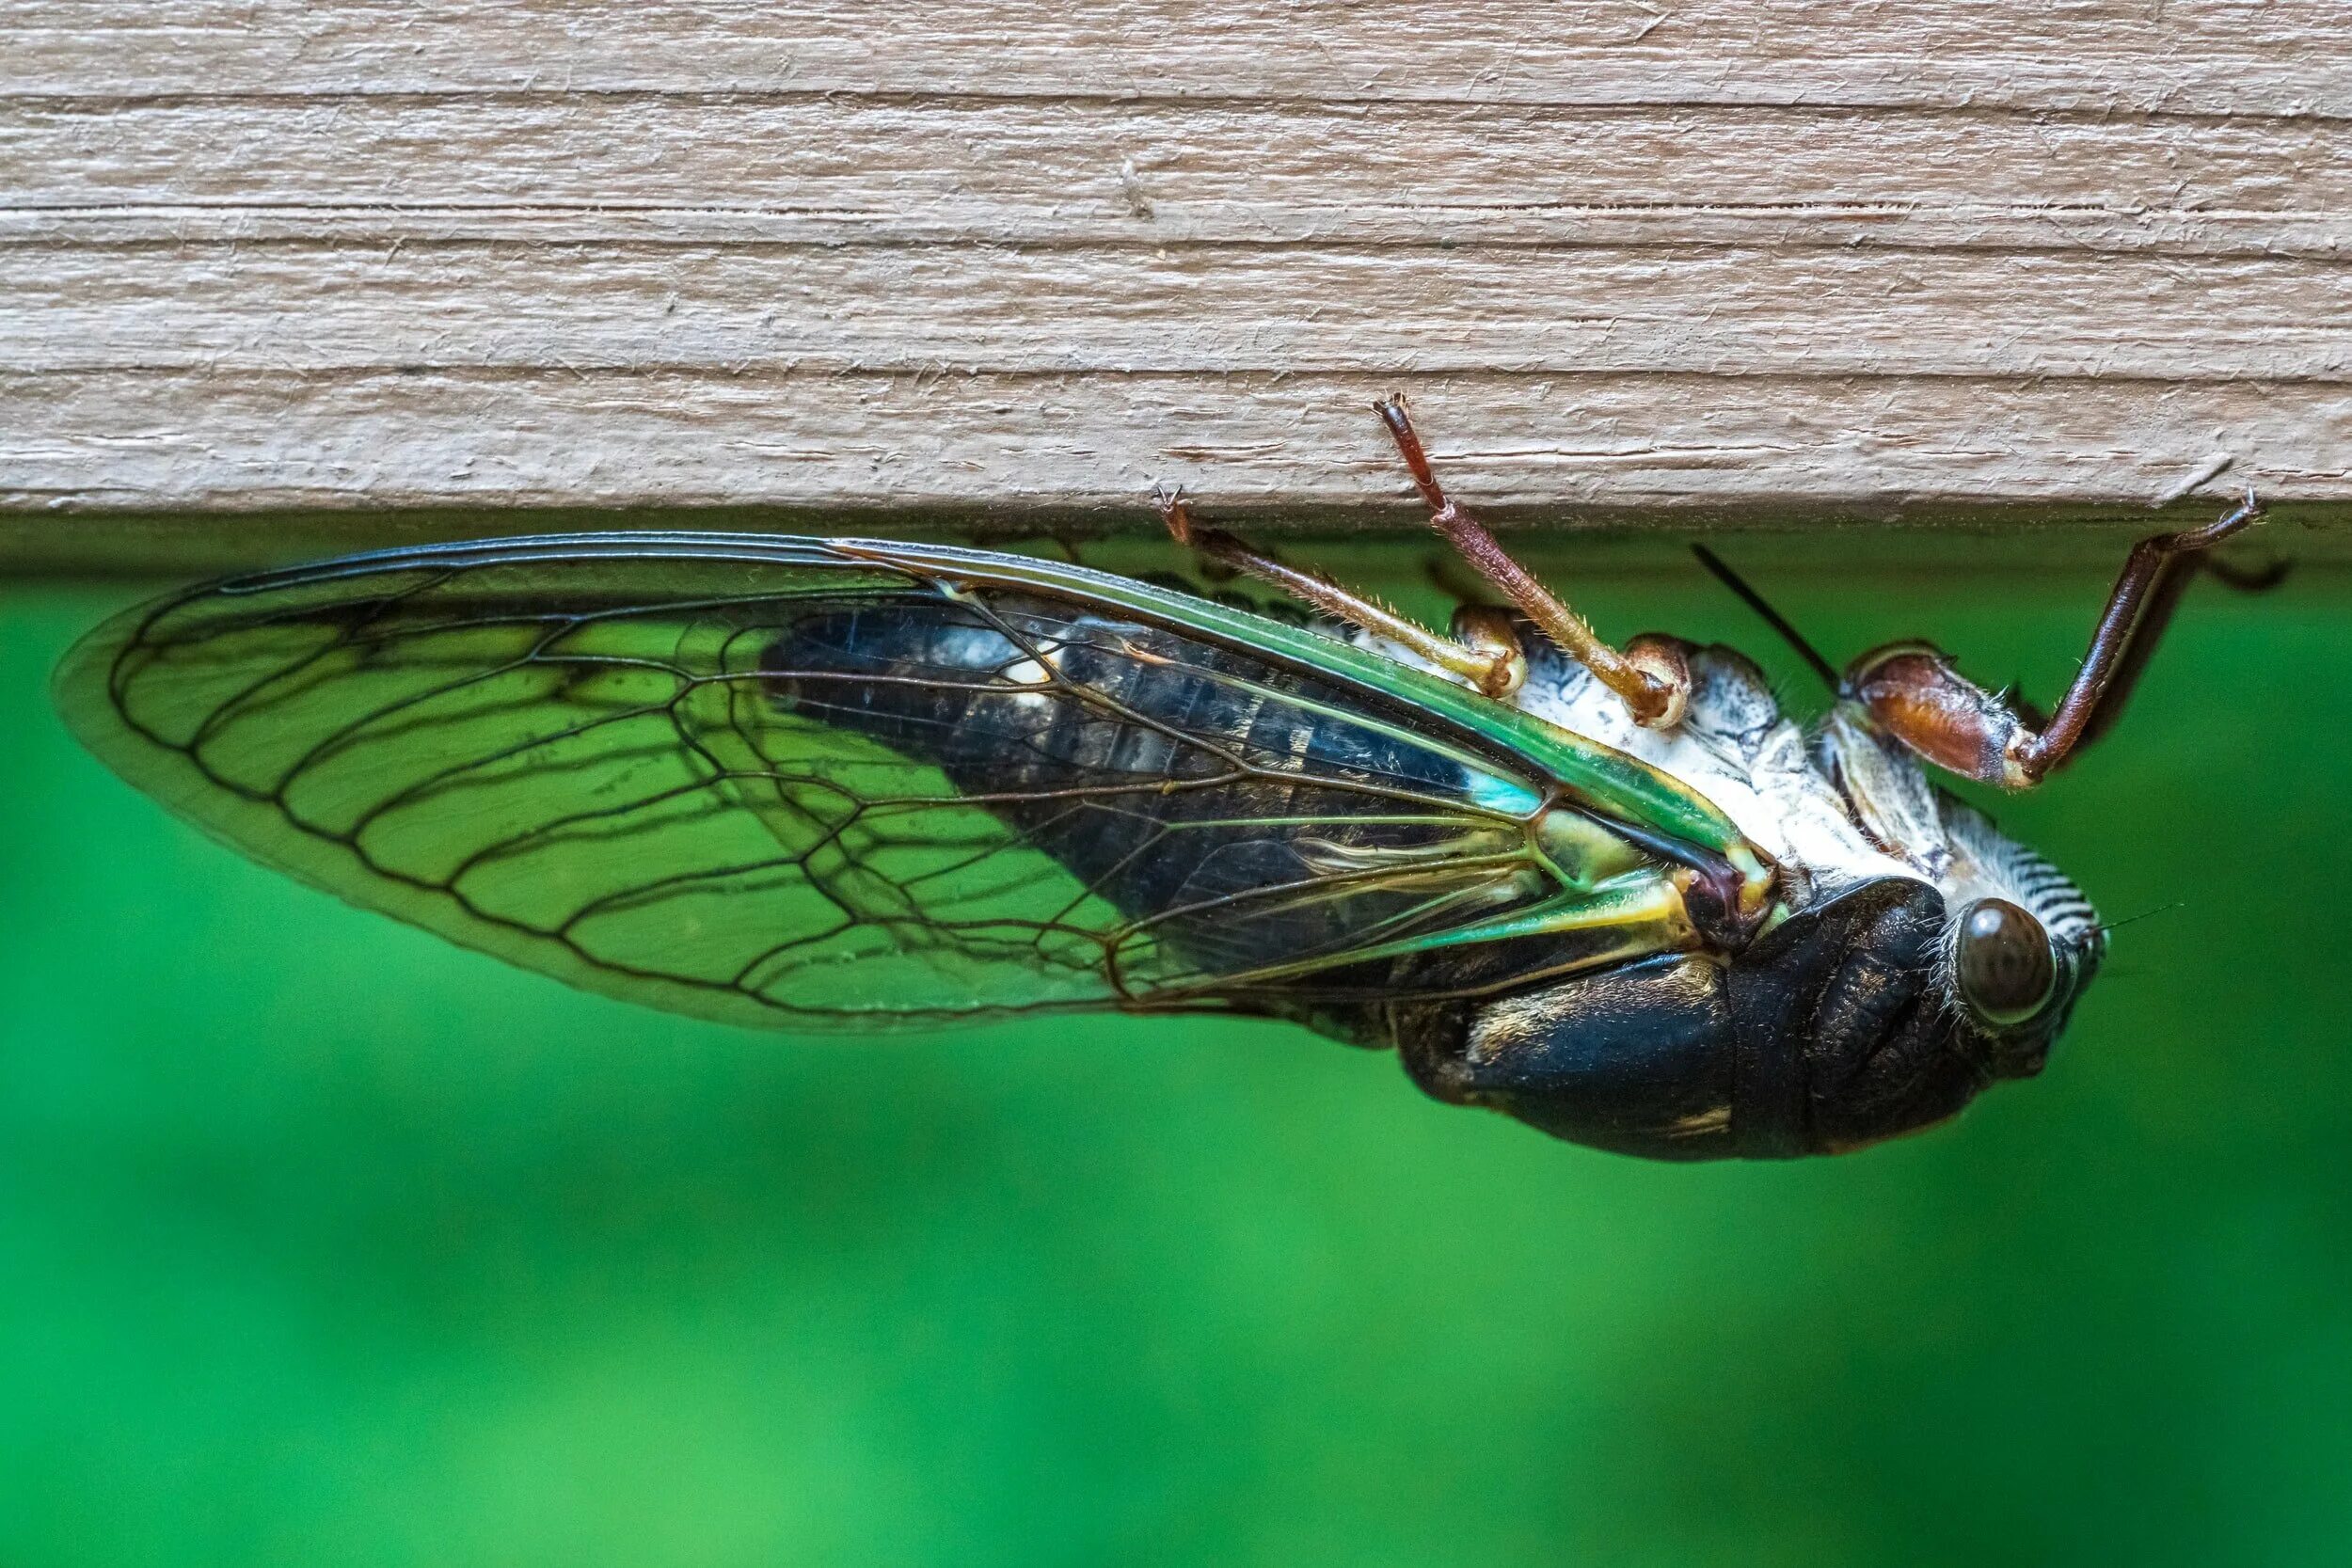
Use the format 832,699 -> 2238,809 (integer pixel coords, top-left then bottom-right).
55,404 -> 2265,1160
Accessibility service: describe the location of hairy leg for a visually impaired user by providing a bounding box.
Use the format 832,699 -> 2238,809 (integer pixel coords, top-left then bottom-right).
1373,399 -> 1688,727
1152,485 -> 1527,699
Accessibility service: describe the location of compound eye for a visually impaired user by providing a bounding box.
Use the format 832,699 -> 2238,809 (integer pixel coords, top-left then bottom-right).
1956,897 -> 2057,1025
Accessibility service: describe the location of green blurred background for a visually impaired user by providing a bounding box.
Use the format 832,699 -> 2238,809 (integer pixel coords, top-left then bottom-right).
3,544 -> 2347,1567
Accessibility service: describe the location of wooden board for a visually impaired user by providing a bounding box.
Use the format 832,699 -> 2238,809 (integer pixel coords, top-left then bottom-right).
6,0 -> 2349,548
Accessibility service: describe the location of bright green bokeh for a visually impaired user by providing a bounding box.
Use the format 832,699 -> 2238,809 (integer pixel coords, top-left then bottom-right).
3,556 -> 2347,1567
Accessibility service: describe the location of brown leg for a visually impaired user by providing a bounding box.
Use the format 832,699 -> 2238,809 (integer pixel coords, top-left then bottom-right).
1847,491 -> 2267,788
2061,539 -> 2287,755
1372,399 -> 1688,727
1152,485 -> 1527,699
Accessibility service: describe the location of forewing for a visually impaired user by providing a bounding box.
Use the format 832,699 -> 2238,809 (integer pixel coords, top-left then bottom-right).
56,536 -> 1670,1030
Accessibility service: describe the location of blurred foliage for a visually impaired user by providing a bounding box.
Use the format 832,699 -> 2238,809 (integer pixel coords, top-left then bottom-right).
2,550 -> 2348,1567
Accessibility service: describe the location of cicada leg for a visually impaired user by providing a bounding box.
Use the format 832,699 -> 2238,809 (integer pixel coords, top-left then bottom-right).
1151,484 -> 1527,699
1372,399 -> 1689,728
1846,490 -> 2270,788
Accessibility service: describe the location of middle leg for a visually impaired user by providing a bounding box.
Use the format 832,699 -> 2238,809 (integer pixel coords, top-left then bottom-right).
1373,399 -> 1690,728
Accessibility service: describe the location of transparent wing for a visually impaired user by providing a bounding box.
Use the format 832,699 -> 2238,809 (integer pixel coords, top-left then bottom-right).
56,535 -> 1692,1031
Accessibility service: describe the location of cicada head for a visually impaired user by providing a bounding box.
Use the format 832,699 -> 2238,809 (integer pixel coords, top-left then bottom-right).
1926,800 -> 2106,1083
1729,849 -> 2103,1157
1809,706 -> 2107,1086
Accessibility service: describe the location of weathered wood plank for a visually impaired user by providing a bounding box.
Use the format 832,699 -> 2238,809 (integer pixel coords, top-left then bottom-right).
10,1 -> 2348,111
5,0 -> 2348,540
9,99 -> 2351,256
18,243 -> 2352,380
5,370 -> 2328,518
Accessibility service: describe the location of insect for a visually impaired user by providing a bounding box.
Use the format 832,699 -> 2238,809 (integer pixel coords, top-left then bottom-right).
56,403 -> 2265,1159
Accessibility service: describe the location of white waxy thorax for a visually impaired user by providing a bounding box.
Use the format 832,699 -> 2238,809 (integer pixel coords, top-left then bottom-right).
1500,641 -> 1912,911
1347,626 -> 2097,943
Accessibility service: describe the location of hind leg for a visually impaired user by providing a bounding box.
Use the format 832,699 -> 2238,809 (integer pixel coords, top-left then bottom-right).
1152,485 -> 1527,699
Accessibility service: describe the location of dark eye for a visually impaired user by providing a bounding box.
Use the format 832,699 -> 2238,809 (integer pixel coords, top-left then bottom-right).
1956,898 -> 2057,1024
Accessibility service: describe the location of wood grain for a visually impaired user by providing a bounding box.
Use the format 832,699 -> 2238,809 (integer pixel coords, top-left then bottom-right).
6,0 -> 2348,545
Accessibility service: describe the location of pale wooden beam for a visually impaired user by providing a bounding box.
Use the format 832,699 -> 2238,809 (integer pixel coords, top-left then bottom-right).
5,0 -> 2348,549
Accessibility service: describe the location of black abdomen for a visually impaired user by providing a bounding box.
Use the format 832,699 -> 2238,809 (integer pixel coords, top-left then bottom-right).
758,592 -> 1560,1004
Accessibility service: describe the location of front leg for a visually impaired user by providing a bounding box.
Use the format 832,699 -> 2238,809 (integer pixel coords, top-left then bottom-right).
1847,491 -> 2266,787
